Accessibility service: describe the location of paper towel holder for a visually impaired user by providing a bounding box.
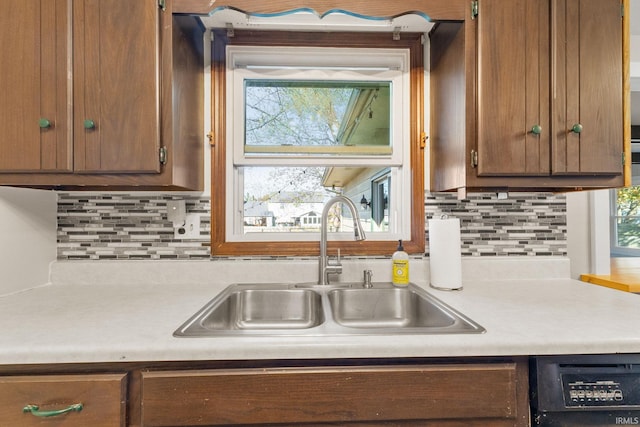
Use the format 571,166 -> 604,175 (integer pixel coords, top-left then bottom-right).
428,214 -> 463,291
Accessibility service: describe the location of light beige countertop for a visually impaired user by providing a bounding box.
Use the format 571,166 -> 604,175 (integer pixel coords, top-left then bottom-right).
1,258 -> 639,365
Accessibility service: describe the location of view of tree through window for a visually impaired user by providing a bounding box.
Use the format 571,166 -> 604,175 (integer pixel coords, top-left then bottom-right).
614,186 -> 640,249
244,80 -> 391,153
246,81 -> 350,148
240,79 -> 392,234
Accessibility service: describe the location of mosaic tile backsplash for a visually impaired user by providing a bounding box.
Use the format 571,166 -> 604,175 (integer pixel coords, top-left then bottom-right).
424,193 -> 566,257
58,194 -> 211,260
57,192 -> 566,260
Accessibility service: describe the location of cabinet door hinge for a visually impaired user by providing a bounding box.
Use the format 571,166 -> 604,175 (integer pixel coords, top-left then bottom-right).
471,1 -> 479,19
622,152 -> 626,166
159,147 -> 168,165
207,131 -> 215,146
158,0 -> 166,11
420,132 -> 428,149
471,149 -> 478,168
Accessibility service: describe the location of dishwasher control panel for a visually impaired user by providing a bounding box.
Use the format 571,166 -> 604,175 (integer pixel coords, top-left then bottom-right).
562,375 -> 632,407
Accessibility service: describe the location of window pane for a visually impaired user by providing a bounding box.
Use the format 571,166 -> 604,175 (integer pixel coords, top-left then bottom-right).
244,80 -> 391,156
242,166 -> 391,234
615,217 -> 640,248
614,187 -> 640,249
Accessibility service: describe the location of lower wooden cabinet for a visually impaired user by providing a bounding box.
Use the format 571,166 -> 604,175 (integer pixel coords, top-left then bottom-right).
0,373 -> 127,426
140,363 -> 530,426
0,360 -> 530,426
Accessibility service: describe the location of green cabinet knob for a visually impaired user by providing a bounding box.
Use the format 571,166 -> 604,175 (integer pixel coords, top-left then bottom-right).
38,118 -> 52,129
531,125 -> 542,135
83,119 -> 95,129
571,123 -> 583,134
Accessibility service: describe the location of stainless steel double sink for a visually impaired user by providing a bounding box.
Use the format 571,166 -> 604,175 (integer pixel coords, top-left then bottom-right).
174,282 -> 485,337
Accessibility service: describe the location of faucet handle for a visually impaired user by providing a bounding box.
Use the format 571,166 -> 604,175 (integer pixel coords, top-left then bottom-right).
328,248 -> 342,267
363,269 -> 373,288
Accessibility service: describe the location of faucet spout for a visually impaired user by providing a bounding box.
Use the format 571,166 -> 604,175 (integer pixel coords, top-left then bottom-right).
318,195 -> 366,286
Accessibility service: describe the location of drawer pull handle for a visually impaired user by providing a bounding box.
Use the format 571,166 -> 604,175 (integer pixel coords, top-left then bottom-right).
23,403 -> 83,418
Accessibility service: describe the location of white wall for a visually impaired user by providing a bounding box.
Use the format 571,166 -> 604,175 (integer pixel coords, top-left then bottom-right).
567,190 -> 613,279
0,187 -> 57,295
566,192 -> 590,279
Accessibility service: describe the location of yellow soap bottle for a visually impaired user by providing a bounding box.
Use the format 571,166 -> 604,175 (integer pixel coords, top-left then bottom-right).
392,239 -> 409,287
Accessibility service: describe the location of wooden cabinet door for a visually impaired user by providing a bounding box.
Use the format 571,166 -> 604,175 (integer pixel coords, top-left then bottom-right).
551,0 -> 623,175
0,0 -> 72,172
476,0 -> 550,176
73,0 -> 161,173
0,373 -> 127,427
141,364 -> 528,426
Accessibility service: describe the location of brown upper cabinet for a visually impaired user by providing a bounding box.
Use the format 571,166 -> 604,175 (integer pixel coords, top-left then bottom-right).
0,0 -> 204,190
551,0 -> 624,176
431,0 -> 629,193
0,0 -> 72,173
476,0 -> 551,177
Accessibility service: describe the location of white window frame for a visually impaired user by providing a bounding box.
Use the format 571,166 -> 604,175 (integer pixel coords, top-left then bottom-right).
225,45 -> 412,243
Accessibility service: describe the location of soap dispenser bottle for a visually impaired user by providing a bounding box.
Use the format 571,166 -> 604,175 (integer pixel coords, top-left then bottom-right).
392,239 -> 409,287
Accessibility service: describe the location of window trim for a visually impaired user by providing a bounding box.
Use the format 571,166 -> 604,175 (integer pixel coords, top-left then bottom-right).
227,47 -> 410,243
210,30 -> 425,256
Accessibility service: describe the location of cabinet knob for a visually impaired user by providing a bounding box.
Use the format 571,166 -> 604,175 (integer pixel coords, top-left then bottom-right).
83,119 -> 96,129
38,118 -> 52,129
530,125 -> 542,135
570,123 -> 583,134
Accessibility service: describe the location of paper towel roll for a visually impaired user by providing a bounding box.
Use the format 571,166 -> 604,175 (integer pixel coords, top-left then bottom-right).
428,217 -> 463,290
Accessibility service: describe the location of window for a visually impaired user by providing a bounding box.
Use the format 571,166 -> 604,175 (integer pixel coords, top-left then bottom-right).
211,31 -> 425,256
611,186 -> 640,256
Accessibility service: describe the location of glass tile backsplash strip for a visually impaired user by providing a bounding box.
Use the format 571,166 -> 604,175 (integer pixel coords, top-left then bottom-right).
57,192 -> 566,260
425,192 -> 566,257
57,194 -> 211,260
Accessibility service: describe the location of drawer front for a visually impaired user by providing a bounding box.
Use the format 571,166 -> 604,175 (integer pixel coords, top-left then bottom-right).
0,373 -> 127,427
141,364 -> 521,426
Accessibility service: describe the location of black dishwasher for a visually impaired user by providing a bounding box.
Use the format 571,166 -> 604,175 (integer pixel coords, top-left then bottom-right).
531,354 -> 640,426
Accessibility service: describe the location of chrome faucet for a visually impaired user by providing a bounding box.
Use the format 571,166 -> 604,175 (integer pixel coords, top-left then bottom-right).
318,195 -> 366,285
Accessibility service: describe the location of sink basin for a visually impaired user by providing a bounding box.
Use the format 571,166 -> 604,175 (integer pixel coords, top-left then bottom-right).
327,286 -> 484,333
174,282 -> 484,337
175,285 -> 324,336
328,288 -> 456,328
